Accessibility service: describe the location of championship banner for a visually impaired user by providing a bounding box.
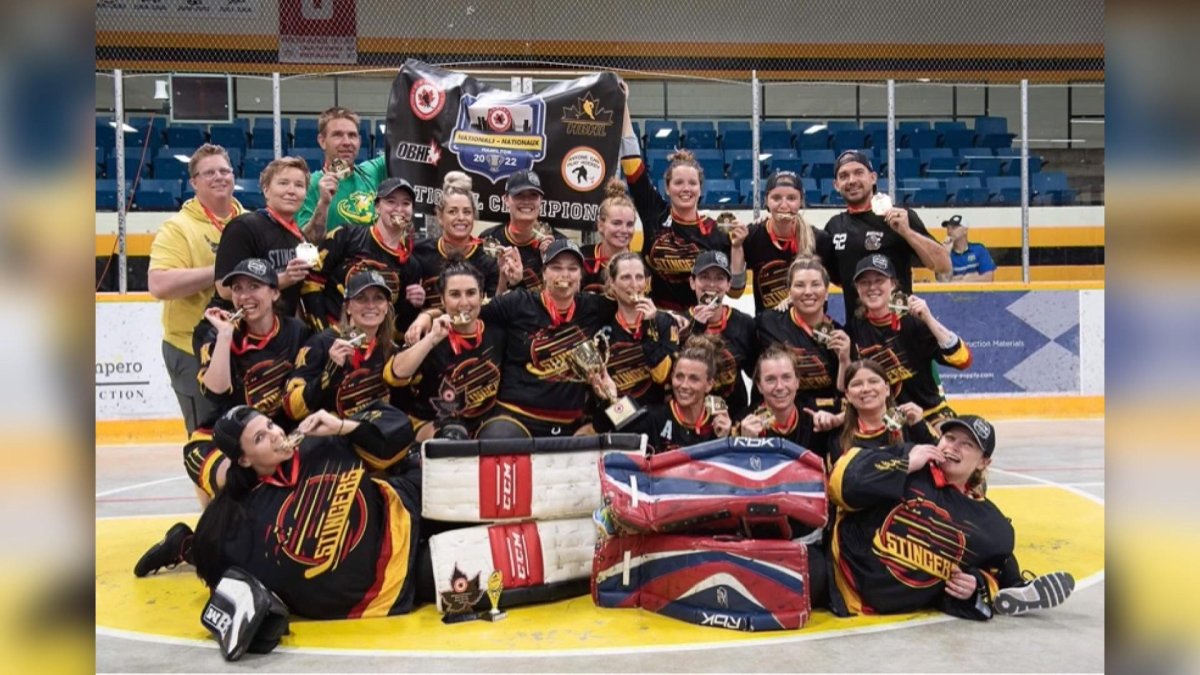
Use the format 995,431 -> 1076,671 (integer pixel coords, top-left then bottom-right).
385,59 -> 626,231
279,0 -> 357,65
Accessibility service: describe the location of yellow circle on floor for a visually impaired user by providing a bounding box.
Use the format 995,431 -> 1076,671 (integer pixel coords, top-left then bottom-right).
97,485 -> 1103,653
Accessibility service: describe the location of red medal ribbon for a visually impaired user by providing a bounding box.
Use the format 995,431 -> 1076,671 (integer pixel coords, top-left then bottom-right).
265,207 -> 304,241
200,203 -> 232,233
770,407 -> 800,435
371,224 -> 411,264
670,399 -> 711,435
447,321 -> 484,356
615,310 -> 644,340
767,219 -> 798,255
540,290 -> 575,328
229,316 -> 280,355
349,337 -> 377,370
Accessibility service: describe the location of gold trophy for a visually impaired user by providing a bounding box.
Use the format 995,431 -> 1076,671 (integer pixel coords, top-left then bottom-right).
704,395 -> 729,418
887,290 -> 909,317
811,319 -> 837,347
567,332 -> 643,428
329,157 -> 352,179
482,570 -> 507,622
882,407 -> 905,432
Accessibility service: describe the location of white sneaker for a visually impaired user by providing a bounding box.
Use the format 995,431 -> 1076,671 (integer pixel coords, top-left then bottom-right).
994,571 -> 1075,616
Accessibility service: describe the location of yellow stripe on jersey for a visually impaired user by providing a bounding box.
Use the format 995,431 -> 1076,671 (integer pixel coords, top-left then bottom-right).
284,378 -> 310,421
830,512 -> 865,616
648,355 -> 673,385
357,479 -> 413,618
381,356 -> 416,388
943,341 -> 973,369
828,446 -> 862,512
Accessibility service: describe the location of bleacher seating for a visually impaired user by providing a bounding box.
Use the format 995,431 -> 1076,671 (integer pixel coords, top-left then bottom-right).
133,179 -> 182,211
209,124 -> 248,152
165,124 -> 207,149
233,179 -> 266,209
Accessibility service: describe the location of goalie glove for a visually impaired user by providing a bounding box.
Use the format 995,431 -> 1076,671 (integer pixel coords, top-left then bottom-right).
200,567 -> 290,661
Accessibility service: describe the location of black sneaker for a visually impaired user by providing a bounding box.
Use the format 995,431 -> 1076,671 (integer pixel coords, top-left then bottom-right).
134,522 -> 193,577
994,571 -> 1075,616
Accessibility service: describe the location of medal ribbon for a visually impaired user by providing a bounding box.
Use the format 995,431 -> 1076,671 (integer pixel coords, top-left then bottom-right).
265,207 -> 304,241
767,219 -> 798,255
540,290 -> 576,328
447,321 -> 484,356
229,316 -> 279,355
670,399 -> 711,435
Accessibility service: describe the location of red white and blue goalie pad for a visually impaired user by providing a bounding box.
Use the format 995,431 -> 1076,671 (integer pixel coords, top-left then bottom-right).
599,436 -> 827,537
592,534 -> 811,631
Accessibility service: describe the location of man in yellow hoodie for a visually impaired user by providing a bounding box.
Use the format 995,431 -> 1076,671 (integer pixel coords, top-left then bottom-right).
148,144 -> 246,436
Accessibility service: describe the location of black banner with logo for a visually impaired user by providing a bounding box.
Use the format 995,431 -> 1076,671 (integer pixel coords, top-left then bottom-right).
385,59 -> 626,232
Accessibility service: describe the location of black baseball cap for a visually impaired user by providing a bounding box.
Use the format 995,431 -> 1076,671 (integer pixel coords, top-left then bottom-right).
938,415 -> 997,458
765,170 -> 802,193
376,177 -> 416,201
212,405 -> 261,461
834,149 -> 874,173
942,214 -> 965,228
221,258 -> 278,288
853,254 -> 898,281
345,269 -> 394,300
505,169 -> 544,196
692,250 -> 732,277
542,238 -> 584,266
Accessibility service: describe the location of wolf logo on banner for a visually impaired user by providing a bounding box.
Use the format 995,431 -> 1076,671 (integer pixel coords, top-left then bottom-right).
386,58 -> 625,231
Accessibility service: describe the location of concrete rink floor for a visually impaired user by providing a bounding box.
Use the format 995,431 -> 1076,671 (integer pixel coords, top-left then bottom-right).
95,418 -> 1104,673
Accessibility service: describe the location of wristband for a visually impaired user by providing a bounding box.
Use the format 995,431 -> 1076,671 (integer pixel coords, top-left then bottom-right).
938,332 -> 960,350
620,134 -> 641,158
730,271 -> 747,289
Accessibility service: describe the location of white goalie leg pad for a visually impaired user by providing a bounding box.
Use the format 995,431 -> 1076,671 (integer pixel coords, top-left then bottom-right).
428,518 -> 597,613
422,434 -> 645,522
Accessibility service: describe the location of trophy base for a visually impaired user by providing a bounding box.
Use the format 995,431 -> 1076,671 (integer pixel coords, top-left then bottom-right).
605,397 -> 645,430
481,610 -> 508,622
441,611 -> 483,625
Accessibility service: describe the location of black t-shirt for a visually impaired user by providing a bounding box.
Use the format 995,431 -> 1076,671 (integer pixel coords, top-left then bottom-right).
477,222 -> 567,294
410,237 -> 500,313
756,308 -> 850,413
196,315 -> 311,426
742,220 -> 832,314
305,225 -> 425,333
481,289 -> 616,421
285,326 -> 397,420
385,320 -> 505,428
819,208 -> 936,315
214,209 -> 307,318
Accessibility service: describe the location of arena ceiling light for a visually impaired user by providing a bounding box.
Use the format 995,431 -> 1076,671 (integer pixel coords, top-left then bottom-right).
803,124 -> 827,135
173,154 -> 190,163
759,153 -> 772,161
654,128 -> 672,138
108,121 -> 137,133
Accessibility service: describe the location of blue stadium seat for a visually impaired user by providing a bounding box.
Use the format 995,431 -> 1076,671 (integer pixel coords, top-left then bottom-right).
959,147 -> 995,159
233,179 -> 266,209
833,130 -> 867,152
152,150 -> 192,182
908,188 -> 948,207
129,116 -> 167,148
918,148 -> 955,161
899,121 -> 931,134
697,158 -> 725,179
800,149 -> 836,167
760,120 -> 790,132
892,157 -> 922,178
1033,171 -> 1070,193
242,149 -> 276,179
809,163 -> 836,180
805,188 -> 823,206
762,147 -> 797,161
964,157 -> 1003,177
728,159 -> 759,181
760,130 -> 794,149
360,119 -> 375,153
703,177 -> 740,205
225,148 -> 243,174
646,129 -> 680,150
796,130 -> 831,150
862,121 -> 890,138
645,120 -> 678,136
999,155 -> 1043,175
209,125 -> 248,152
934,120 -> 968,132
723,130 -> 753,150
903,178 -> 941,191
690,148 -> 723,162
681,120 -> 714,133
684,129 -> 719,149
973,116 -> 1008,135
826,120 -> 860,132
827,191 -> 846,207
977,133 -> 1015,150
924,156 -> 963,176
96,119 -> 116,150
95,147 -> 105,176
292,128 -> 320,149
819,178 -> 838,194
293,118 -> 319,134
133,179 -> 182,211
994,188 -> 1023,205
647,149 -> 674,165
738,180 -> 756,204
946,176 -> 982,193
165,124 -> 207,148
716,120 -> 751,135
771,158 -> 805,175
630,120 -> 641,139
96,179 -> 124,211
105,155 -> 153,180
940,129 -> 977,149
953,188 -> 991,206
288,147 -> 325,173
903,129 -> 941,149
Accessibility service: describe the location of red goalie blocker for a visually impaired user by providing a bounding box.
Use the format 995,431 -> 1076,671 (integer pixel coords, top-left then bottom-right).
599,437 -> 827,538
592,534 -> 811,631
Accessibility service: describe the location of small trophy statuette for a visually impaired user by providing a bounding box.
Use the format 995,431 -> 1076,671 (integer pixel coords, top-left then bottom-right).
482,570 -> 507,622
811,319 -> 837,347
871,193 -> 893,216
295,242 -> 320,266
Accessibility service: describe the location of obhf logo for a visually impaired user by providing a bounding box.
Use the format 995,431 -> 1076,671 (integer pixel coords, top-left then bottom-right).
393,141 -> 441,165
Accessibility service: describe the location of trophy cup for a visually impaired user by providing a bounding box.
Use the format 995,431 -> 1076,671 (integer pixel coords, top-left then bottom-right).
567,332 -> 644,429
870,193 -> 893,216
882,407 -> 905,432
704,395 -> 729,418
329,157 -> 352,179
295,242 -> 320,266
887,290 -> 909,317
482,570 -> 507,622
811,319 -> 837,347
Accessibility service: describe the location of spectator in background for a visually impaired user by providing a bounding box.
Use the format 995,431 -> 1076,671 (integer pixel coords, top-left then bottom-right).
298,106 -> 388,243
148,144 -> 246,436
819,150 -> 950,315
938,215 -> 996,282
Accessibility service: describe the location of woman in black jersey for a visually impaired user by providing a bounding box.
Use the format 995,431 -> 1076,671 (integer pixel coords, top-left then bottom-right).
212,157 -> 314,320
756,255 -> 853,415
736,170 -> 831,314
410,172 -> 519,322
302,177 -> 427,333
821,359 -> 937,471
735,344 -> 819,450
591,334 -> 732,454
388,261 -> 505,441
682,251 -> 756,418
285,270 -> 400,423
592,252 -> 677,409
617,84 -> 746,311
581,179 -> 637,294
477,169 -> 567,293
186,259 -> 312,503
